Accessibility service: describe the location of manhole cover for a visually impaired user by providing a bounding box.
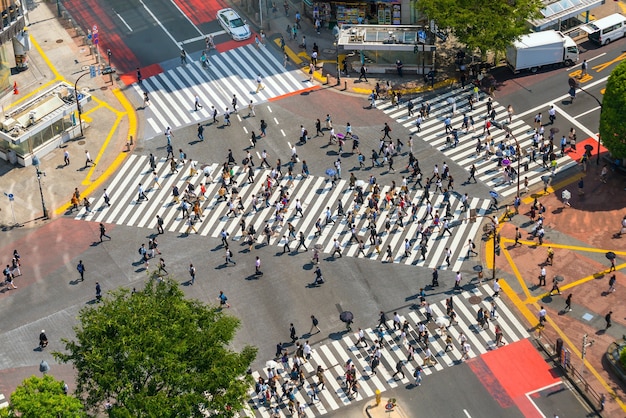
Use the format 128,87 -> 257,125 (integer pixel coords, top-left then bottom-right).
100,86 -> 108,91
56,39 -> 63,43
77,140 -> 86,145
468,295 -> 482,305
81,87 -> 90,94
81,65 -> 90,71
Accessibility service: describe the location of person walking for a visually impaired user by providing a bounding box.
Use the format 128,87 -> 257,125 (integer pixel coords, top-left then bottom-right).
414,366 -> 423,386
99,223 -> 111,242
76,260 -> 85,282
392,360 -> 405,380
156,215 -> 164,234
609,274 -> 616,293
290,323 -> 298,342
493,278 -> 501,297
137,183 -> 149,201
188,263 -> 196,285
218,291 -> 231,308
564,294 -> 572,312
310,315 -> 320,334
95,282 -> 102,302
224,248 -> 236,266
158,258 -> 168,275
296,231 -> 308,251
539,266 -> 547,286
64,150 -> 70,166
605,311 -> 613,329
84,150 -> 95,168
378,311 -> 390,330
255,256 -> 262,275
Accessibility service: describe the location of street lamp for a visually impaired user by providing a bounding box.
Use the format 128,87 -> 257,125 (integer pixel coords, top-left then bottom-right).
470,212 -> 499,280
74,71 -> 90,137
334,41 -> 340,86
32,156 -> 49,219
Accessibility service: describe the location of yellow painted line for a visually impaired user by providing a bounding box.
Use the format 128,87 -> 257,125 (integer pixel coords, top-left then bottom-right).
501,256 -> 626,411
500,279 -> 538,326
54,88 -> 138,215
521,174 -> 582,204
5,36 -> 63,109
113,88 -> 138,141
299,66 -> 328,83
502,246 -> 533,300
500,238 -> 626,256
91,96 -> 124,115
352,78 -> 455,95
526,264 -> 625,304
273,39 -> 302,65
592,51 -> 626,73
82,114 -> 93,123
81,103 -> 104,117
81,115 -> 122,186
568,69 -> 593,83
541,307 -> 626,412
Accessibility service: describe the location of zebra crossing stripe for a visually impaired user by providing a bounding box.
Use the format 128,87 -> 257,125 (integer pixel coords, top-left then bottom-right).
75,155 -> 489,268
246,283 -> 528,417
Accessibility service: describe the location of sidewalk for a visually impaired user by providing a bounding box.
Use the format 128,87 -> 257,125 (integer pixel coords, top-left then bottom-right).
491,162 -> 626,416
0,1 -> 135,228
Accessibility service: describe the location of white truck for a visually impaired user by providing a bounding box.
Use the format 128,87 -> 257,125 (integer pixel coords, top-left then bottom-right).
506,30 -> 579,73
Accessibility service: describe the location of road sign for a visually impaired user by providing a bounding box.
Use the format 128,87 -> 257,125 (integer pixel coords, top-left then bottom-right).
92,25 -> 97,32
93,24 -> 99,45
4,192 -> 14,201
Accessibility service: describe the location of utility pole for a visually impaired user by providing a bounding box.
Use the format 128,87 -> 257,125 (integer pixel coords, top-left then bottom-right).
581,333 -> 595,380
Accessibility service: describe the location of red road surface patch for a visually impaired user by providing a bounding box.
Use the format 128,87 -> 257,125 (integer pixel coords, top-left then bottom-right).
120,63 -> 164,86
172,0 -> 228,25
469,339 -> 560,417
0,219 -> 115,297
216,35 -> 257,53
269,85 -> 321,101
565,136 -> 607,162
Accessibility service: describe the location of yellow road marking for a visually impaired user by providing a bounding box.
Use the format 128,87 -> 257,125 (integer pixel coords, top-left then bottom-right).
81,115 -> 122,186
500,238 -> 626,256
273,39 -> 302,65
500,242 -> 626,412
592,51 -> 626,73
568,70 -> 593,83
502,246 -> 533,300
521,174 -> 583,204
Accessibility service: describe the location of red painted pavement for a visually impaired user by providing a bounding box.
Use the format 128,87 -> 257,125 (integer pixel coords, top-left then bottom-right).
64,0 -> 141,74
172,0 -> 228,25
120,63 -> 164,86
216,36 -> 257,53
269,85 -> 321,101
468,339 -> 560,417
0,219 -> 114,297
564,136 -> 607,162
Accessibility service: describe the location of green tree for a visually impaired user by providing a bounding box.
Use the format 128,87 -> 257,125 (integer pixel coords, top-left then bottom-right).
54,277 -> 257,417
599,60 -> 626,159
0,375 -> 85,418
417,0 -> 543,58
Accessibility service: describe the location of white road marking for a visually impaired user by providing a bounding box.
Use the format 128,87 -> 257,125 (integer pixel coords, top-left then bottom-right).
180,31 -> 227,45
114,11 -> 133,32
139,0 -> 180,47
551,104 -> 598,139
516,75 -> 609,119
563,52 -> 606,71
573,105 -> 601,119
168,0 -> 204,36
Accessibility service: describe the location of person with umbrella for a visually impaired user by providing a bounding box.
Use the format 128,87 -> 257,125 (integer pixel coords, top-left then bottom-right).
340,311 -> 353,331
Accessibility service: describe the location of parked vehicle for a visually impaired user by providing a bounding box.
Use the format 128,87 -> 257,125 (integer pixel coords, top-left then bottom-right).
581,13 -> 626,46
506,30 -> 579,73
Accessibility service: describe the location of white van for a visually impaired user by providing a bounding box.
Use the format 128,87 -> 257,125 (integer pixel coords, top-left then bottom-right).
582,13 -> 626,45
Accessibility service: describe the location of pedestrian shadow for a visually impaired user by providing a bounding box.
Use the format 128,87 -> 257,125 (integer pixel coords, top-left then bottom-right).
215,264 -> 229,270
596,329 -> 607,335
305,282 -> 323,289
328,331 -> 348,341
69,279 -> 82,286
55,164 -> 66,170
188,140 -> 203,146
245,273 -> 262,280
182,280 -> 193,286
85,298 -> 98,305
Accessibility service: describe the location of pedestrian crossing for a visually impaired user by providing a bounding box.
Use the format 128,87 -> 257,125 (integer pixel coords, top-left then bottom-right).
377,88 -> 579,198
245,283 -> 529,417
74,154 -> 490,271
132,44 -> 311,138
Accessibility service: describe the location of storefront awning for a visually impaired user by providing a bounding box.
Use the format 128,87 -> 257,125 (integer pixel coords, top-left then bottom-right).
529,0 -> 603,31
337,24 -> 434,51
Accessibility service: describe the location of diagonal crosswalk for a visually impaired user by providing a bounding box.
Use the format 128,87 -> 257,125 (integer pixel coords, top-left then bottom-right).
131,44 -> 311,138
73,154 -> 490,270
377,88 -> 578,198
245,283 -> 529,417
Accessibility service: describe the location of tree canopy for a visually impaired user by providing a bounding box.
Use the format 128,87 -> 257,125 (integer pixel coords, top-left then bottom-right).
417,0 -> 543,57
54,277 -> 257,417
0,375 -> 85,418
599,59 -> 626,159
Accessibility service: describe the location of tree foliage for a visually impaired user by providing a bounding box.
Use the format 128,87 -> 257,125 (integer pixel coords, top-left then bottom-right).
0,375 -> 85,418
54,277 -> 257,417
599,60 -> 626,159
417,0 -> 543,57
